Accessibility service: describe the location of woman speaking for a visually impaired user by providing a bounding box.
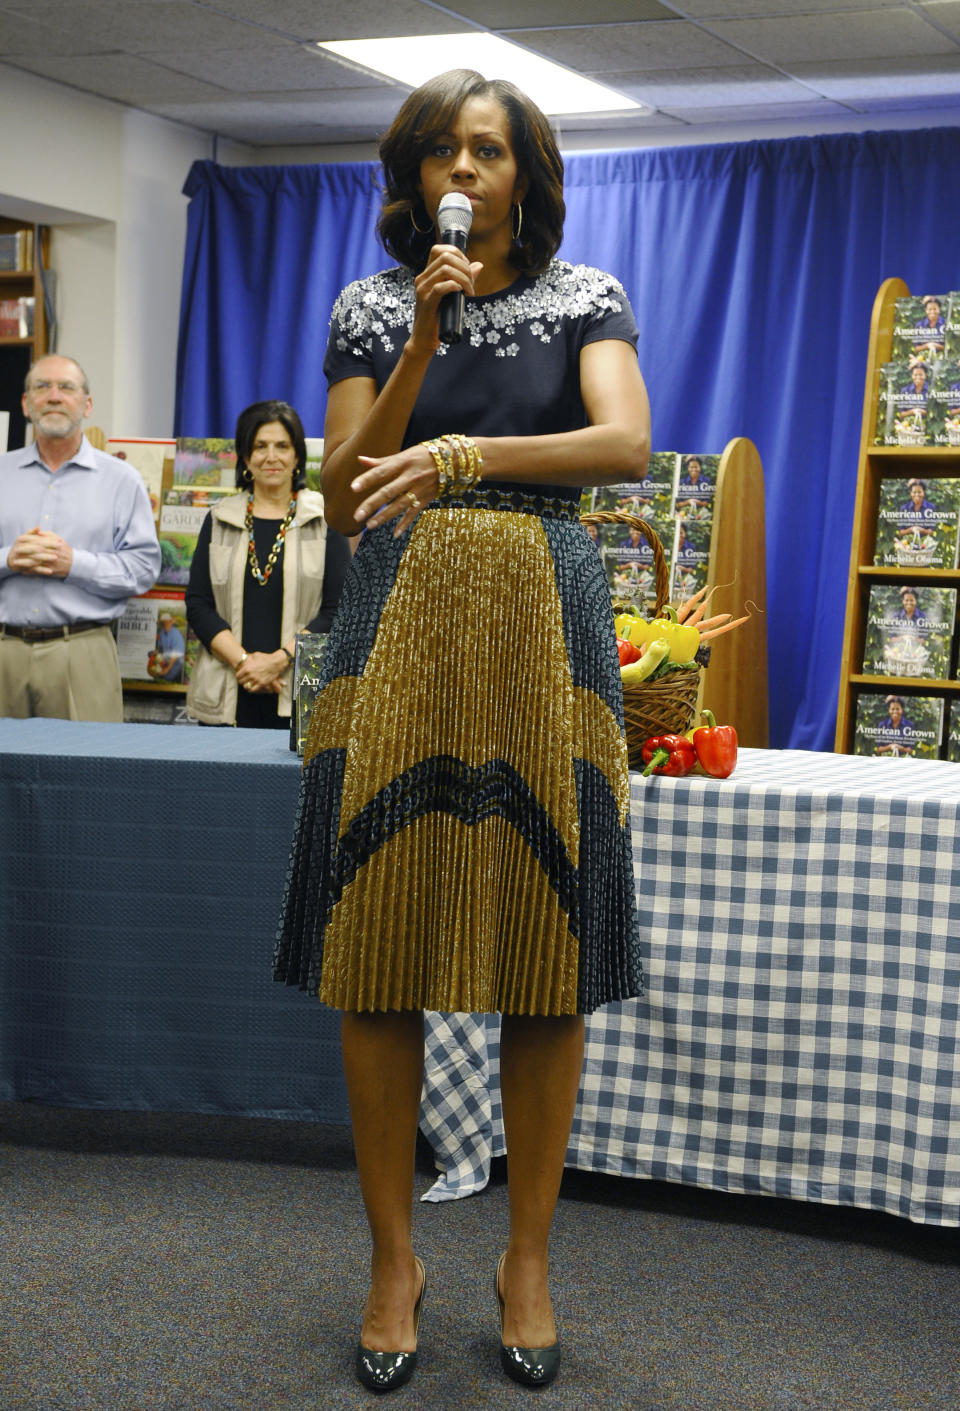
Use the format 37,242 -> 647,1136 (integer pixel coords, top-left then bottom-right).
274,70 -> 650,1391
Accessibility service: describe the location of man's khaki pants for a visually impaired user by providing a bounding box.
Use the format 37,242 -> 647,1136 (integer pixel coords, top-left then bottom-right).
0,626 -> 123,721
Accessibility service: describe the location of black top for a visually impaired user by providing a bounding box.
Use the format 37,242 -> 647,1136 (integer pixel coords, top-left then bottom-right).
323,260 -> 639,471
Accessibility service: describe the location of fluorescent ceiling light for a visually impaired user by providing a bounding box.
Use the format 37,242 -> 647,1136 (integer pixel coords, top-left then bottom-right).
317,33 -> 645,116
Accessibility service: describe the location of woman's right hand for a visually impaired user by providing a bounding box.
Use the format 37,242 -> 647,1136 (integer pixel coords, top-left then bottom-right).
236,650 -> 286,694
407,243 -> 483,354
351,445 -> 440,536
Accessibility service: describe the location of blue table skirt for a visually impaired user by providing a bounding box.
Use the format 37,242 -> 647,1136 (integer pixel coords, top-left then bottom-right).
0,718 -> 347,1123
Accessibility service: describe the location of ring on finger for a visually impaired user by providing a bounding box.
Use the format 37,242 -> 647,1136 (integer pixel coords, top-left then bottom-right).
407,491 -> 420,508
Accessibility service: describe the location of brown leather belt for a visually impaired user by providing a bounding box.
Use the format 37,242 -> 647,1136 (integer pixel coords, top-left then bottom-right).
0,620 -> 108,643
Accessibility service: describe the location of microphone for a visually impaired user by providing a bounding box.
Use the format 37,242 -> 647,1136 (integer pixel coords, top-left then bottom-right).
436,192 -> 474,346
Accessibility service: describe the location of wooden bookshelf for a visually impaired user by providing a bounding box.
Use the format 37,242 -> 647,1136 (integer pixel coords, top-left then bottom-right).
700,435 -> 769,748
835,278 -> 960,752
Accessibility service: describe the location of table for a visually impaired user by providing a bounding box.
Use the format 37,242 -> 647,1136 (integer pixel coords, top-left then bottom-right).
4,726 -> 959,1225
0,719 -> 348,1123
418,749 -> 960,1226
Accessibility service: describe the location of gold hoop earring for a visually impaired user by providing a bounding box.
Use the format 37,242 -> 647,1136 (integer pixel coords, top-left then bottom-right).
512,202 -> 523,241
410,205 -> 432,235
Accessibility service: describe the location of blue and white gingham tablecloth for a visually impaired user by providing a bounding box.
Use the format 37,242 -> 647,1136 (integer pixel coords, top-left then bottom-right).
418,748 -> 960,1225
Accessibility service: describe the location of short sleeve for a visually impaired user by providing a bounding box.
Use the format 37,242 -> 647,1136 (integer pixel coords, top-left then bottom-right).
322,268 -> 414,389
323,282 -> 376,388
578,270 -> 639,352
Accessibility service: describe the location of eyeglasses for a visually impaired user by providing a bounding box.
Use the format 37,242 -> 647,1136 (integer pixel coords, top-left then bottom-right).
29,380 -> 85,394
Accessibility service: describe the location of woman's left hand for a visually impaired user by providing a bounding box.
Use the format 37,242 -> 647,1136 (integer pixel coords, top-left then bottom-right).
351,447 -> 439,536
236,650 -> 286,694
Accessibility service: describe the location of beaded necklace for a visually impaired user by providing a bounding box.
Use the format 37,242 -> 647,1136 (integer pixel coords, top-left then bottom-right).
246,493 -> 297,586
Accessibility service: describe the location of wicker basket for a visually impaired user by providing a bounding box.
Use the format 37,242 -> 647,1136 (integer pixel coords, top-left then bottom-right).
582,509 -> 701,767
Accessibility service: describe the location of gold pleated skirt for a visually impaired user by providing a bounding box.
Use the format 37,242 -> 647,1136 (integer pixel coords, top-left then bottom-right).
274,488 -> 643,1016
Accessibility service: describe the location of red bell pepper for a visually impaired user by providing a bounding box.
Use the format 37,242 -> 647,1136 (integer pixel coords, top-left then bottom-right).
691,709 -> 738,778
617,636 -> 642,666
641,733 -> 696,777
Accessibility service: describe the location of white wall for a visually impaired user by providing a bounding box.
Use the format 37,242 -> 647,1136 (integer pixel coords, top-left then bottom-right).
0,65 -> 252,442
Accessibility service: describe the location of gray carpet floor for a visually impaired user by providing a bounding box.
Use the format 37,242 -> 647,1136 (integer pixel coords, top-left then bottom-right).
1,1103 -> 958,1411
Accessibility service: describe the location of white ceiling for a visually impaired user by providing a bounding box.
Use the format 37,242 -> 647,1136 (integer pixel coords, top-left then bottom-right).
1,0 -> 958,147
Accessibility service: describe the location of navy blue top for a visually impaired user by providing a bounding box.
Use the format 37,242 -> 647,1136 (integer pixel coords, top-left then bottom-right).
323,260 -> 639,493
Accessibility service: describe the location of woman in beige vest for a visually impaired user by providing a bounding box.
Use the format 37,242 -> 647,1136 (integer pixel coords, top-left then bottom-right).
186,399 -> 352,728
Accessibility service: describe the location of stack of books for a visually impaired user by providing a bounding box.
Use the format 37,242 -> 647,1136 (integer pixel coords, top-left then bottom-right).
0,229 -> 34,271
0,296 -> 34,338
581,451 -> 719,610
854,579 -> 960,758
875,292 -> 960,446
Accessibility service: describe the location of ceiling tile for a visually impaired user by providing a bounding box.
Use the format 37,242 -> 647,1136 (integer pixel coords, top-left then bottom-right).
145,42 -> 386,94
674,0 -> 901,14
0,0 -> 269,53
515,21 -> 752,70
198,0 -> 474,40
788,53 -> 960,99
706,10 -> 960,65
464,0 -> 675,22
659,98 -> 853,121
151,88 -> 407,144
602,63 -> 821,107
6,52 -> 232,104
0,10 -> 89,56
915,0 -> 960,41
846,89 -> 960,110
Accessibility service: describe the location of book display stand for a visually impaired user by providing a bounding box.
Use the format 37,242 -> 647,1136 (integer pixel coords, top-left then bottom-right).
700,436 -> 769,748
836,278 -> 960,754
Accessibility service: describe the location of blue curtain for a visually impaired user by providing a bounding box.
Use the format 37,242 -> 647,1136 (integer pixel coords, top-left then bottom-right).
176,128 -> 960,750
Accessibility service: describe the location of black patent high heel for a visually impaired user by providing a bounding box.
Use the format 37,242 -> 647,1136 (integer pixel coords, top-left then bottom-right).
355,1256 -> 426,1393
495,1252 -> 561,1388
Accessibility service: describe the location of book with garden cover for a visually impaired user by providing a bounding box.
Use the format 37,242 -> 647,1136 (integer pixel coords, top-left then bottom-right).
928,359 -> 960,448
670,517 -> 710,602
116,588 -> 191,688
945,700 -> 960,762
945,292 -> 960,361
875,362 -> 933,446
596,455 -> 677,529
872,476 -> 960,569
291,632 -> 330,755
108,437 -> 176,522
671,453 -> 719,524
173,436 -> 237,487
861,583 -> 956,680
597,523 -> 661,612
156,485 -> 236,587
891,294 -> 950,365
592,460 -> 677,609
853,692 -> 943,759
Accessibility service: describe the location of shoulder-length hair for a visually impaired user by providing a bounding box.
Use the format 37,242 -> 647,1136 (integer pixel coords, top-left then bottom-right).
378,69 -> 565,277
234,400 -> 307,492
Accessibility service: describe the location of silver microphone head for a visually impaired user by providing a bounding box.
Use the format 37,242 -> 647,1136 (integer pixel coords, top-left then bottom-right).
437,191 -> 474,239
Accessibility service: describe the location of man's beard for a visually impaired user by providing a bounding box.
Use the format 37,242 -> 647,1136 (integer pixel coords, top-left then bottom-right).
34,410 -> 80,440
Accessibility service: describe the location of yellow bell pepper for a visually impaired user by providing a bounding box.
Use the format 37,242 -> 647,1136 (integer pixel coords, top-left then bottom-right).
618,604 -> 698,664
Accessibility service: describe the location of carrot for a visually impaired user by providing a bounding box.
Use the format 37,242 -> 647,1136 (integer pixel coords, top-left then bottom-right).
698,614 -> 751,641
697,612 -> 732,631
685,582 -> 729,627
675,584 -> 709,623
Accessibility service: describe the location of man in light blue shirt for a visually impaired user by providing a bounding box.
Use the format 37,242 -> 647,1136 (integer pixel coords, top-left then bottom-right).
0,354 -> 161,720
